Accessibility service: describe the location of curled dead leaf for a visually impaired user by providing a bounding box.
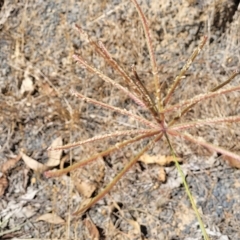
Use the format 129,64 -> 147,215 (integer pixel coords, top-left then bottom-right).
72,158 -> 105,198
84,218 -> 100,240
46,137 -> 63,167
40,82 -> 56,96
21,151 -> 47,172
127,219 -> 141,235
74,180 -> 96,198
36,213 -> 65,224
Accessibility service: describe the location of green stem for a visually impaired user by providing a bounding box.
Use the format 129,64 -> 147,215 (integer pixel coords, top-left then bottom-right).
164,133 -> 209,240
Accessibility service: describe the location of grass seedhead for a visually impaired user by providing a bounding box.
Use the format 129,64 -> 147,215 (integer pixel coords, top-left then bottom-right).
44,1 -> 240,238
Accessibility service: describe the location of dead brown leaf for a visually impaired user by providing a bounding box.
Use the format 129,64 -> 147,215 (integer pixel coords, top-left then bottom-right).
36,213 -> 65,224
40,82 -> 56,96
72,158 -> 105,198
0,154 -> 22,197
84,217 -> 100,240
1,154 -> 21,173
46,137 -> 63,167
21,151 -> 47,172
223,154 -> 240,169
158,167 -> 166,182
139,154 -> 181,166
20,76 -> 34,95
74,180 -> 96,198
0,174 -> 8,196
127,219 -> 141,235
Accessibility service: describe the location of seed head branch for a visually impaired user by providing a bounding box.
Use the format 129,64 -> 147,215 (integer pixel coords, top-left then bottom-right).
177,132 -> 240,162
71,90 -> 159,128
211,69 -> 240,92
131,65 -> 160,122
163,36 -> 207,106
169,69 -> 239,125
168,115 -> 240,132
75,24 -> 158,117
73,54 -> 146,108
161,85 -> 240,114
75,25 -> 144,98
130,0 -> 161,112
45,131 -> 160,178
48,129 -> 159,151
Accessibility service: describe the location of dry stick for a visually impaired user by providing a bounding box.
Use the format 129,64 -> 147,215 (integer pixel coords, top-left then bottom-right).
48,129 -> 159,151
168,115 -> 240,132
72,54 -> 146,109
161,84 -> 240,114
163,36 -> 208,106
176,132 -> 240,162
73,133 -> 163,215
45,131 -> 160,178
71,90 -> 159,129
130,0 -> 161,113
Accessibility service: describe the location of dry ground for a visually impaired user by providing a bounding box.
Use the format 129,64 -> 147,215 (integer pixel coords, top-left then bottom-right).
0,0 -> 240,239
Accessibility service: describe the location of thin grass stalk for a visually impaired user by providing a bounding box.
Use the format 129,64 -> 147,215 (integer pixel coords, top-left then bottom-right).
130,0 -> 161,112
48,129 -> 159,151
45,131 -> 160,178
163,36 -> 208,106
73,133 -> 163,215
71,90 -> 159,128
164,133 -> 209,240
211,69 -> 239,92
72,54 -> 146,108
75,24 -> 103,56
